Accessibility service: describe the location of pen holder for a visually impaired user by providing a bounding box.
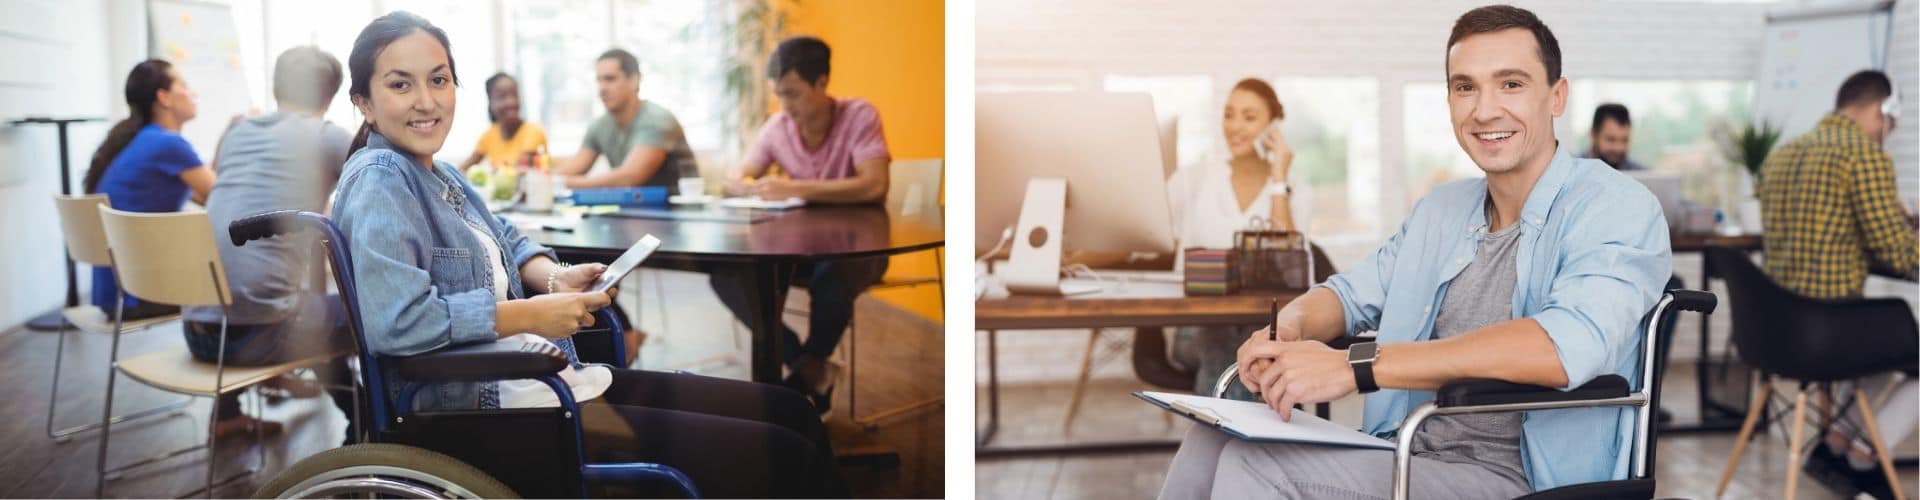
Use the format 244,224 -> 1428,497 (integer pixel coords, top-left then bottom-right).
1231,229 -> 1312,292
1183,248 -> 1234,296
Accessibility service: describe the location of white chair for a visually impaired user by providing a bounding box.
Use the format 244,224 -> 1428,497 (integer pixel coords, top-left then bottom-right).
45,194 -> 190,443
94,206 -> 335,498
848,158 -> 945,429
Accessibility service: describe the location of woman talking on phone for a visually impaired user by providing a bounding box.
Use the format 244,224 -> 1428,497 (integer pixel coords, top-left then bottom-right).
1164,77 -> 1315,395
330,11 -> 844,498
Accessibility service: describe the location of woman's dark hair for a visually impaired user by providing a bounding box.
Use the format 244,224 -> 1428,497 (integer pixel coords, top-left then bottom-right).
484,72 -> 514,123
346,11 -> 458,155
84,59 -> 175,193
1230,78 -> 1285,122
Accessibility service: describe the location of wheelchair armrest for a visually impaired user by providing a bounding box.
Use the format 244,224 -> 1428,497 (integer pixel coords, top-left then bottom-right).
1433,375 -> 1629,408
396,341 -> 569,383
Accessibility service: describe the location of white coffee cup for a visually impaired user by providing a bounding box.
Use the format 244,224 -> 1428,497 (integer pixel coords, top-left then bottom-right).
679,177 -> 706,198
524,173 -> 554,212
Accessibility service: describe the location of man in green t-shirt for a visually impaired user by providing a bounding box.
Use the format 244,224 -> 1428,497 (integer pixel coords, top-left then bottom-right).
555,48 -> 696,193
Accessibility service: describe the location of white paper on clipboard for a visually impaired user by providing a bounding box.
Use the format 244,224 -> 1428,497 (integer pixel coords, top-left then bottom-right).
1136,391 -> 1393,450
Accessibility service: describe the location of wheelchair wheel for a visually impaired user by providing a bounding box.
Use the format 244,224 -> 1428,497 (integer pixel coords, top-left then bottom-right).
254,443 -> 518,499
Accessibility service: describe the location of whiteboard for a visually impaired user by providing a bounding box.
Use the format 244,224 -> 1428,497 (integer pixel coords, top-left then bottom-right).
147,0 -> 251,160
1754,1 -> 1894,139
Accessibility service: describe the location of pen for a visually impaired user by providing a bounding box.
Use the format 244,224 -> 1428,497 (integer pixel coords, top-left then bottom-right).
1269,298 -> 1279,341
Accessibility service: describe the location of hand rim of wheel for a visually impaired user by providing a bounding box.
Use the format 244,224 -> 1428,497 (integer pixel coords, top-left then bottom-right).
275,465 -> 487,499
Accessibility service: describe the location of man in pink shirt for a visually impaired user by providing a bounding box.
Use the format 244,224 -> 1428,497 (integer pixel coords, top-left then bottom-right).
717,36 -> 890,413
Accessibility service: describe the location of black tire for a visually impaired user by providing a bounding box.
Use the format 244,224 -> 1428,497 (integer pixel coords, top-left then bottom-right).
253,443 -> 518,499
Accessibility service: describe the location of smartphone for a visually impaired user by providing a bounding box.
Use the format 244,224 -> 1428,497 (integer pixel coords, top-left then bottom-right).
589,235 -> 662,293
1252,120 -> 1282,162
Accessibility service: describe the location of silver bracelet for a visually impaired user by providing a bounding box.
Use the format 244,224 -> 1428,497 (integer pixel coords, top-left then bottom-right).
546,263 -> 571,294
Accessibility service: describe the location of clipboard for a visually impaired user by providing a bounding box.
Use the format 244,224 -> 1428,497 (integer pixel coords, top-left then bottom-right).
1134,391 -> 1394,450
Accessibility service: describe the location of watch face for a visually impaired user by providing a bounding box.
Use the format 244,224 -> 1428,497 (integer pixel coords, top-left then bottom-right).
1348,342 -> 1377,362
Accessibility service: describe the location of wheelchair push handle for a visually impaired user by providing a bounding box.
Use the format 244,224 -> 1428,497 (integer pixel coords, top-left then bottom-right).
1664,289 -> 1716,314
229,210 -> 323,246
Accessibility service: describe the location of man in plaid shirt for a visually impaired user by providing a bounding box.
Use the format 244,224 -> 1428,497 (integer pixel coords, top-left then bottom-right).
1759,69 -> 1918,498
1760,69 -> 1917,300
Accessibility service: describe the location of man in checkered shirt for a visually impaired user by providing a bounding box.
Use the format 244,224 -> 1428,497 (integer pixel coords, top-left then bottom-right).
1759,69 -> 1918,498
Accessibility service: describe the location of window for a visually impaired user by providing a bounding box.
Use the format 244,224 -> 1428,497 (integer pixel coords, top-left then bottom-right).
503,0 -> 615,159
1404,79 -> 1756,215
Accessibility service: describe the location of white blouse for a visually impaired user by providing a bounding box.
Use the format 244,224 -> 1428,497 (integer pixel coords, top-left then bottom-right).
466,224 -> 613,408
1166,158 -> 1315,251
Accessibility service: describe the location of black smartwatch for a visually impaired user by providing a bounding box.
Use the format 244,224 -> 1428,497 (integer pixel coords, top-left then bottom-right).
1348,342 -> 1380,394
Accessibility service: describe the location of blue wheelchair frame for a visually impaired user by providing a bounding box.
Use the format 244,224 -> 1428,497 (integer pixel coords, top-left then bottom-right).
231,210 -> 696,498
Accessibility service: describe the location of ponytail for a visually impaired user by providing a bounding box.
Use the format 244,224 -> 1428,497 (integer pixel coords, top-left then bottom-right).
84,59 -> 174,193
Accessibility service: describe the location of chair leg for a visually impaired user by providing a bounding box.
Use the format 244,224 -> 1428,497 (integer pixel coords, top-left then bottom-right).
1063,330 -> 1100,433
45,313 -> 193,442
1717,373 -> 1773,499
1853,387 -> 1908,500
1785,385 -> 1808,500
94,292 -> 128,498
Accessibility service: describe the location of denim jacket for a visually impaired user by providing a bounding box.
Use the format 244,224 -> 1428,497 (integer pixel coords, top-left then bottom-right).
1322,145 -> 1672,491
332,132 -> 558,411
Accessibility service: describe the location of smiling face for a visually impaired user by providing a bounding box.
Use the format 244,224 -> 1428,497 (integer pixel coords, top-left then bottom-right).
1446,28 -> 1566,176
489,77 -> 520,126
352,30 -> 456,164
1589,118 -> 1630,167
1222,89 -> 1276,158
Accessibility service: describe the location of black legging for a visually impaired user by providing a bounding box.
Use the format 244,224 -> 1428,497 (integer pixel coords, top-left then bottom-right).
579,369 -> 848,498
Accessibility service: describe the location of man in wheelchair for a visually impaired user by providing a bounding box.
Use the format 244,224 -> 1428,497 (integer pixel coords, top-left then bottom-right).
1158,5 -> 1676,499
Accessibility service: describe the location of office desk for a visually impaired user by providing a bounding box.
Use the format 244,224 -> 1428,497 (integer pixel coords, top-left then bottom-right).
975,280 -> 1303,456
1668,232 -> 1764,433
526,204 -> 944,383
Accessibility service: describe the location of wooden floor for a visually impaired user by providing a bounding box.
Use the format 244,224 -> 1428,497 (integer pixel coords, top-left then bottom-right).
974,328 -> 1920,499
0,268 -> 943,498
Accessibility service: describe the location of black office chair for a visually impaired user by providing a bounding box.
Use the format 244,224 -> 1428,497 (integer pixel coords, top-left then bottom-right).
1216,289 -> 1717,500
232,211 -> 698,499
1706,246 -> 1917,500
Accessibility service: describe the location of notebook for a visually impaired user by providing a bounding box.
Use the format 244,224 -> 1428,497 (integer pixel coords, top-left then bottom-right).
719,196 -> 806,210
1135,391 -> 1394,450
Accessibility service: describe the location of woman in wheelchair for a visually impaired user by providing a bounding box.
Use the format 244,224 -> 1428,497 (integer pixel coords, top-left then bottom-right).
326,11 -> 846,498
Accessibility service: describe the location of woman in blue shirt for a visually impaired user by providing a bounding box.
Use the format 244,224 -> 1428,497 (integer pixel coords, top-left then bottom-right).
83,59 -> 219,320
332,12 -> 844,497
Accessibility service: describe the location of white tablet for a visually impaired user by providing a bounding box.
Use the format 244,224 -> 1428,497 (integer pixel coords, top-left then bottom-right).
589,234 -> 662,293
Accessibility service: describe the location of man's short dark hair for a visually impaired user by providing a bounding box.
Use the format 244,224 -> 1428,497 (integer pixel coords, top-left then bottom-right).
598,48 -> 640,78
1447,5 -> 1563,84
1591,103 -> 1631,131
273,46 -> 343,110
1835,69 -> 1893,110
766,36 -> 831,84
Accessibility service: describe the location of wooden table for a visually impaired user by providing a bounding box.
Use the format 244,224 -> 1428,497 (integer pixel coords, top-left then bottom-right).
975,279 -> 1303,456
524,203 -> 944,383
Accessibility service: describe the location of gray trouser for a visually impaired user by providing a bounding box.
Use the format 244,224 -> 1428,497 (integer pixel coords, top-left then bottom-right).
1159,426 -> 1531,500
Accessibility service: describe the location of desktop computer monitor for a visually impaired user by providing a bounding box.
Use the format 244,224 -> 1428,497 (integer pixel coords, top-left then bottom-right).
976,92 -> 1176,293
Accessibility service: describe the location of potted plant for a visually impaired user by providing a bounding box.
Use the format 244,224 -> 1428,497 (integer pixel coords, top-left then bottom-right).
1717,120 -> 1782,233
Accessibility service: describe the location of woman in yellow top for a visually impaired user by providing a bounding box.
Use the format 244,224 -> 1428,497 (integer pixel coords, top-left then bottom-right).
458,72 -> 546,171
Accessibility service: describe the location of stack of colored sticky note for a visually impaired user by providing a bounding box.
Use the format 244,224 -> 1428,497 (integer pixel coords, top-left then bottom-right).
1184,248 -> 1232,295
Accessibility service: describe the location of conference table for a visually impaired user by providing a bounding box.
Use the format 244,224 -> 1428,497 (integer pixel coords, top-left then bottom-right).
975,278 -> 1304,456
519,202 -> 944,384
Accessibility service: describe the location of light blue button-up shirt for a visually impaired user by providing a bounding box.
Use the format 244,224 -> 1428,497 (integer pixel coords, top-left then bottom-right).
1321,144 -> 1672,491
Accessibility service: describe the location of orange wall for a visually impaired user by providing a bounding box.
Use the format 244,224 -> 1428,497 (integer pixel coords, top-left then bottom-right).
784,0 -> 945,321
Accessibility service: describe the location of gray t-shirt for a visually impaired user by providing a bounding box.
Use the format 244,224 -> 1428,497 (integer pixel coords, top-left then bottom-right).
1407,215 -> 1531,490
183,111 -> 350,325
581,100 -> 695,194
